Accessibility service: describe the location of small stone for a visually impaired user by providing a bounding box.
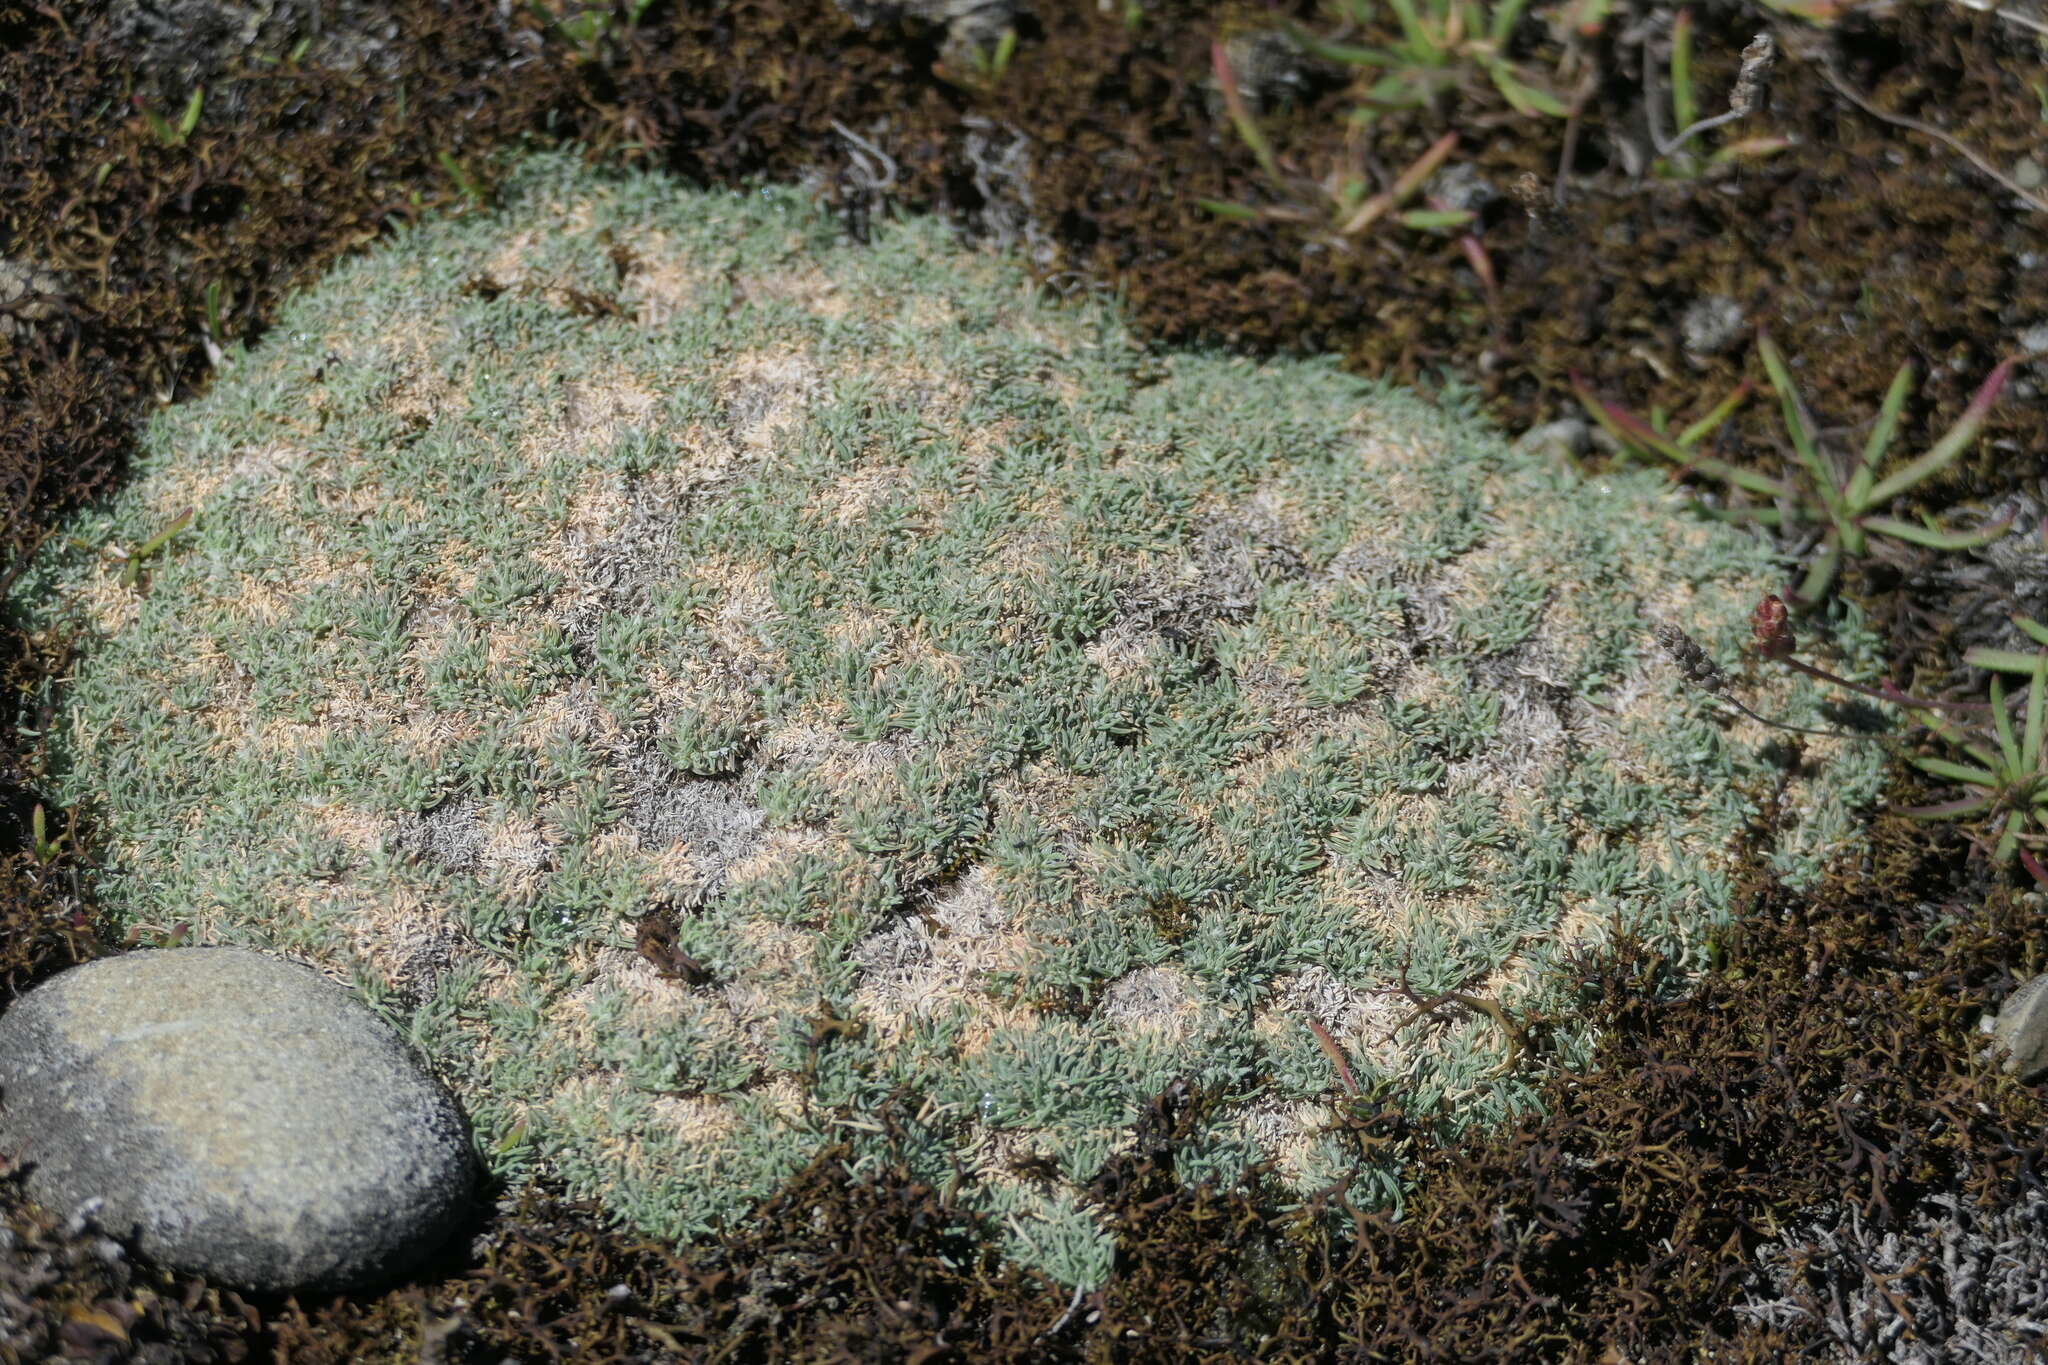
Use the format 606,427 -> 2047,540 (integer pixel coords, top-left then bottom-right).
0,947 -> 477,1292
1426,163 -> 1500,216
833,0 -> 1020,75
1514,417 -> 1592,460
1681,295 -> 1747,359
1210,28 -> 1321,117
1991,971 -> 2048,1082
2016,157 -> 2045,192
0,257 -> 66,342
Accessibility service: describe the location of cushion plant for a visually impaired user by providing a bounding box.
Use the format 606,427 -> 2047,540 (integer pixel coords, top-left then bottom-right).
8,153 -> 1887,1287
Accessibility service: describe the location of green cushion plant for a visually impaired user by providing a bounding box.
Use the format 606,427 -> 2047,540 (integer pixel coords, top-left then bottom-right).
9,153 -> 1887,1287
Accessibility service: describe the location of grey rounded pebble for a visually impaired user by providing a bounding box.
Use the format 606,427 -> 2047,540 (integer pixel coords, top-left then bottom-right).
0,947 -> 476,1292
1991,971 -> 2048,1083
1514,417 -> 1592,460
1680,294 -> 1747,359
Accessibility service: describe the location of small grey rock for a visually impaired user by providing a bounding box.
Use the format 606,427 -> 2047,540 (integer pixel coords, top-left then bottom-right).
834,0 -> 1021,71
106,0 -> 406,106
2017,157 -> 2045,192
1681,295 -> 1747,360
1991,971 -> 2048,1083
1426,163 -> 1500,216
1211,29 -> 1319,117
0,947 -> 476,1292
0,258 -> 67,343
1514,417 -> 1592,460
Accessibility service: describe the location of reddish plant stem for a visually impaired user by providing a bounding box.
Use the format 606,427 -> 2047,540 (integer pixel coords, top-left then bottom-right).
1307,1018 -> 1360,1098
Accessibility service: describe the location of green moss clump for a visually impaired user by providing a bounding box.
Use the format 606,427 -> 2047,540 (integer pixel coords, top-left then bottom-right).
11,154 -> 1886,1287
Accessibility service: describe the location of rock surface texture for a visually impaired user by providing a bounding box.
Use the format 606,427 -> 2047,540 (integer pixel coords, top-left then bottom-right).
1992,970 -> 2048,1083
0,948 -> 476,1292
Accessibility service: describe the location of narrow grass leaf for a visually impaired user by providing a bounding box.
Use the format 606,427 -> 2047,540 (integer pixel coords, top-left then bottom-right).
1396,208 -> 1475,230
2023,658 -> 2045,768
1757,331 -> 1848,528
176,87 -> 205,141
1671,10 -> 1697,133
1991,674 -> 2022,775
1862,359 -> 2013,507
1675,378 -> 1753,447
1862,511 -> 2016,550
1909,754 -> 2001,787
1844,359 -> 1913,508
1967,645 -> 2048,675
1211,42 -> 1282,182
1488,0 -> 1531,45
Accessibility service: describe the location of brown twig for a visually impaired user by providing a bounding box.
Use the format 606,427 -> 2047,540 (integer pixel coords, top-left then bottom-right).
1382,981 -> 1531,1080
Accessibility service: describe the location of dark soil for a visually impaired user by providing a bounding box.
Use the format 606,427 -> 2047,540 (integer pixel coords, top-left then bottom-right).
2,0 -> 2045,1359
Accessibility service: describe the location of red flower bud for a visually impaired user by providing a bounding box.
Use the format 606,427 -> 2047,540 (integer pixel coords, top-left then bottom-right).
1751,594 -> 1796,661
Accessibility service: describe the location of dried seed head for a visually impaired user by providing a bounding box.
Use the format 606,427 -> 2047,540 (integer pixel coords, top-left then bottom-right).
1728,34 -> 1776,118
1656,623 -> 1728,694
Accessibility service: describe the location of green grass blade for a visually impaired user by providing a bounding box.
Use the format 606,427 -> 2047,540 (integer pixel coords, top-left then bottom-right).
1385,0 -> 1439,56
437,151 -> 484,207
1996,809 -> 2026,864
1570,374 -> 1787,498
2018,616 -> 2048,648
1211,43 -> 1283,182
1968,645 -> 2048,674
176,86 -> 205,141
118,506 -> 195,588
1909,755 -> 2001,787
1395,208 -> 1476,230
1861,511 -> 2016,550
1675,378 -> 1752,448
138,102 -> 176,146
1489,0 -> 1531,44
1197,199 -> 1265,221
1698,503 -> 1784,527
1757,331 -> 1849,529
1488,64 -> 1570,117
1863,359 -> 2013,507
1791,535 -> 1842,606
2024,658 -> 2045,771
1992,674 -> 2022,775
1282,25 -> 1404,66
1844,359 -> 1912,509
1686,454 -> 1795,501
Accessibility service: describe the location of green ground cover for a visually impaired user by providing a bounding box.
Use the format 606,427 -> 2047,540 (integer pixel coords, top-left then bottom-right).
10,152 -> 1889,1287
